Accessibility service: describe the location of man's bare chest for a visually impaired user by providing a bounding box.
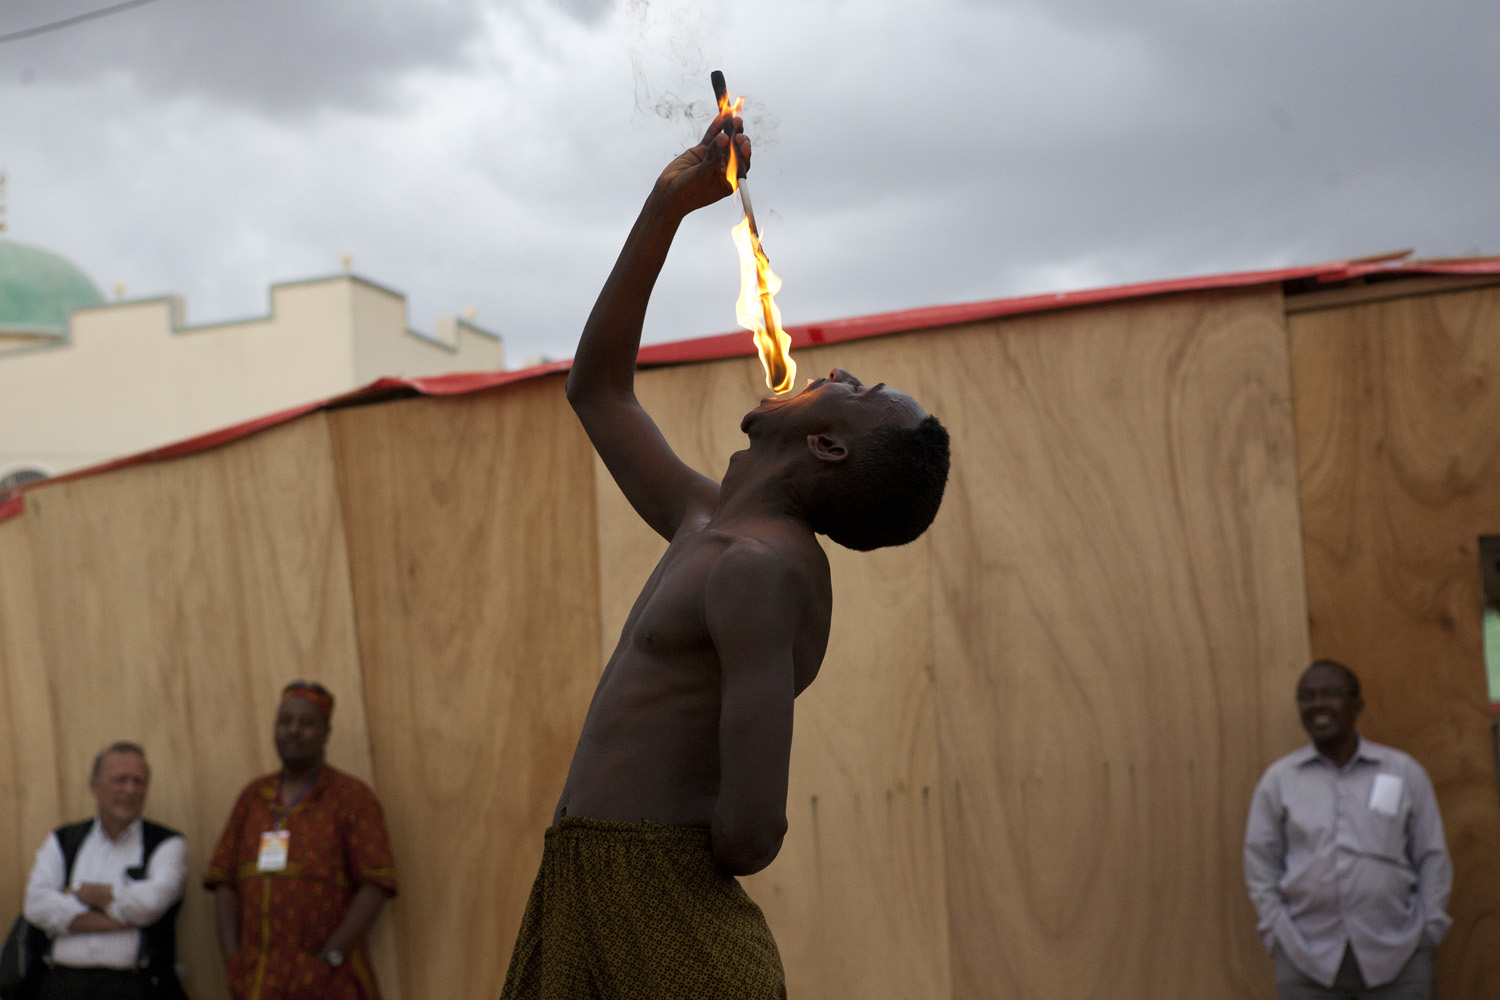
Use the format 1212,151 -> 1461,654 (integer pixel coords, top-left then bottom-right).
622,533 -> 729,656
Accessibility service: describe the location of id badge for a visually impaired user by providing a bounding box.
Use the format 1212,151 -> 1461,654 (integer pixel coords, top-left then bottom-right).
1369,773 -> 1403,816
257,830 -> 290,872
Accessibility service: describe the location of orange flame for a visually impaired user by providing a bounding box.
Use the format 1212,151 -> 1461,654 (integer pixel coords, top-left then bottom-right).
731,217 -> 794,393
715,91 -> 795,393
716,93 -> 745,191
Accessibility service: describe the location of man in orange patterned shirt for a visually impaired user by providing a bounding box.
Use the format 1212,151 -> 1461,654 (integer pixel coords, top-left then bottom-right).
204,682 -> 397,1000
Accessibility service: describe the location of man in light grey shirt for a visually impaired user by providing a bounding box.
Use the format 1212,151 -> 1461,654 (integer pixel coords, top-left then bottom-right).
1244,660 -> 1452,999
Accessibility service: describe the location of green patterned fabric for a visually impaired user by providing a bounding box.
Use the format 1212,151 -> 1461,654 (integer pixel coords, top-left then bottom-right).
501,817 -> 787,999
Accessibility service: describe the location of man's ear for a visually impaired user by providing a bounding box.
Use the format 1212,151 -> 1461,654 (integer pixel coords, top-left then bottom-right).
807,433 -> 849,463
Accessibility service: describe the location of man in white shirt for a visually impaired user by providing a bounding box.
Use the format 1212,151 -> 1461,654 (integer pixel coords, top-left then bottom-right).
23,742 -> 188,1000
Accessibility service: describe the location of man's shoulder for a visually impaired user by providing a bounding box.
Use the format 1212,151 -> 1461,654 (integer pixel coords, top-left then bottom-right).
1358,738 -> 1430,777
53,818 -> 95,838
231,771 -> 280,803
44,819 -> 96,858
704,531 -> 829,615
1257,744 -> 1320,782
140,818 -> 187,843
707,525 -> 829,586
52,818 -> 185,848
321,764 -> 383,802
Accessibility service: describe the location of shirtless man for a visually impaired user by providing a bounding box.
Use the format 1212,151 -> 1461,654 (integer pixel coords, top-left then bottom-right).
500,109 -> 950,1000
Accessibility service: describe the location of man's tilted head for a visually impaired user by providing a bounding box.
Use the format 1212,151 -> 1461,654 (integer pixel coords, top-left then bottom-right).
743,368 -> 951,551
806,412 -> 950,551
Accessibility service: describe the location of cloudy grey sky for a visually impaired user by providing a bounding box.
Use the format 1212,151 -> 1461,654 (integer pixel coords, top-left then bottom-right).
2,0 -> 1496,366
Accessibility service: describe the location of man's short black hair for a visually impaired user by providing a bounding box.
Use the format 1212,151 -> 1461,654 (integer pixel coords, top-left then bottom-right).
1305,658 -> 1361,699
807,414 -> 951,551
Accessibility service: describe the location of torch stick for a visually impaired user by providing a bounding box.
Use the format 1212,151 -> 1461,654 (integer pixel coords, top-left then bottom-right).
711,70 -> 787,387
710,71 -> 766,243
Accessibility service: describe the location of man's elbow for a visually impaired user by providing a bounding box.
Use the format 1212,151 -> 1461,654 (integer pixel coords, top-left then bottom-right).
712,814 -> 788,876
20,899 -> 50,932
564,380 -> 616,426
564,370 -> 586,407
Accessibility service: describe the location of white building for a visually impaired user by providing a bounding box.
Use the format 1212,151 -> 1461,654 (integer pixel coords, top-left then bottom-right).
0,239 -> 502,483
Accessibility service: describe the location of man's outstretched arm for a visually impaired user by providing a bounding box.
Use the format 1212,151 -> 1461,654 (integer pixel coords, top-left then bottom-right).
566,112 -> 750,540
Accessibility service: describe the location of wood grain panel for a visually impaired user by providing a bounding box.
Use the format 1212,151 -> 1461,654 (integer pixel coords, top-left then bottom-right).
329,378 -> 602,1000
20,414 -> 392,1000
14,276 -> 1493,996
1291,285 -> 1500,1000
600,345 -> 953,1000
920,289 -> 1310,999
0,512 -> 62,915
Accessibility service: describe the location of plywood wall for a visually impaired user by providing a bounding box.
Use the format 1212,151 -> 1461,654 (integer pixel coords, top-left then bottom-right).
0,513 -> 61,917
3,277 -> 1494,1000
594,287 -> 1312,999
1290,285 -> 1500,999
328,378 -> 601,1000
919,288 -> 1310,1000
1,415 -> 399,1000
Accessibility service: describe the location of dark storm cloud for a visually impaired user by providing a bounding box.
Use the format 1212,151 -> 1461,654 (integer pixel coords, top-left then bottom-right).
2,0 -> 1495,367
728,0 -> 1500,323
1,0 -> 596,113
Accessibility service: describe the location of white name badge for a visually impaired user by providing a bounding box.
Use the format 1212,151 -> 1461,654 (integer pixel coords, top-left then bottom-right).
1369,773 -> 1403,816
257,830 -> 290,872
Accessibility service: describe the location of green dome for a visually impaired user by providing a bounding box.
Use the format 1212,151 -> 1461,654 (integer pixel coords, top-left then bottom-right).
0,239 -> 106,335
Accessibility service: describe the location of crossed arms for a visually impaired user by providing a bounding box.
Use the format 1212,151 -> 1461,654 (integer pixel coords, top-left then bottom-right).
24,833 -> 186,937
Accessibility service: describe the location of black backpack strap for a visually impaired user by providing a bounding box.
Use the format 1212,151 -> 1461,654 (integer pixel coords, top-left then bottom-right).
53,821 -> 94,886
139,821 -> 179,864
136,822 -> 187,1000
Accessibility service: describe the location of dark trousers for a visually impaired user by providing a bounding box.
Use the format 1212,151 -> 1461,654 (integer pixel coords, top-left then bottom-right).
37,966 -> 147,1000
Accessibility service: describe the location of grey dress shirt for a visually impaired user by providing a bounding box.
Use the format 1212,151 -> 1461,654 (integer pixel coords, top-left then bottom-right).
1243,737 -> 1452,988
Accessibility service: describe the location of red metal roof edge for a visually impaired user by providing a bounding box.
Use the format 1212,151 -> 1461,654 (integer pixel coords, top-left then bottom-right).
636,257 -> 1500,368
636,260 -> 1351,368
0,365 -> 570,524
1338,259 -> 1500,279
3,255 -> 1496,523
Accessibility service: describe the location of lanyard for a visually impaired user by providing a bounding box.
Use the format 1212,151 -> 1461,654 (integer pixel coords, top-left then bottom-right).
272,768 -> 319,831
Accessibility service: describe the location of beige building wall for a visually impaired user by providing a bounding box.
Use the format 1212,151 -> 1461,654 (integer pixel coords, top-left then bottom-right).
0,274 -> 502,477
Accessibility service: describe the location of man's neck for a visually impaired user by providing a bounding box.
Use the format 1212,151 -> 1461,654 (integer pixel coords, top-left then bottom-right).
280,759 -> 323,786
97,815 -> 134,841
1315,733 -> 1359,769
717,448 -> 809,528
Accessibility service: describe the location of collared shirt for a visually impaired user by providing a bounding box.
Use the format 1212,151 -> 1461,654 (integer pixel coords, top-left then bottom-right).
23,816 -> 187,971
1243,737 -> 1452,988
204,764 -> 396,1000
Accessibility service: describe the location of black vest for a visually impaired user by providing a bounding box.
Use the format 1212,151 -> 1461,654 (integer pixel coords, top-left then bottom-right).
50,819 -> 187,1000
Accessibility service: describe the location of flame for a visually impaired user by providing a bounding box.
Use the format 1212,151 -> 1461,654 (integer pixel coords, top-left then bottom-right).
716,93 -> 745,191
731,217 -> 795,393
715,89 -> 795,393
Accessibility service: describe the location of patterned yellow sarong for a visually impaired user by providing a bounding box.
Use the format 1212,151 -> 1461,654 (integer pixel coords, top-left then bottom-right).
500,817 -> 787,999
